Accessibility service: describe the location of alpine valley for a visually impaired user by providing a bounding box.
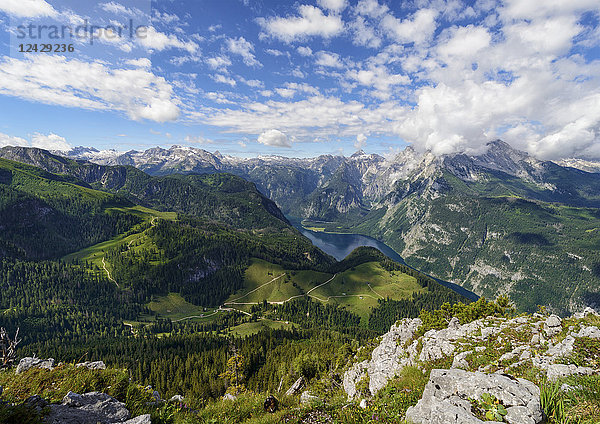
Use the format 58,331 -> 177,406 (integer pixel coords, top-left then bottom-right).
40,139 -> 600,313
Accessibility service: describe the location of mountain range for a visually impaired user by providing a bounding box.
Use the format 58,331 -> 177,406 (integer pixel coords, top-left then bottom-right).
56,141 -> 600,211
32,140 -> 600,313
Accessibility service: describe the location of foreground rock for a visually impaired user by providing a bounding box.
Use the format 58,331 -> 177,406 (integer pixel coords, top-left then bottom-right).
405,369 -> 542,424
300,391 -> 321,405
16,357 -> 55,374
343,318 -> 423,399
76,361 -> 106,370
286,376 -> 305,396
44,391 -> 150,424
343,308 -> 600,399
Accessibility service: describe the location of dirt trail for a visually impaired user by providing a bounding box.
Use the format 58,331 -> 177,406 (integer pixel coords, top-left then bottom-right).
102,257 -> 119,287
226,273 -> 286,303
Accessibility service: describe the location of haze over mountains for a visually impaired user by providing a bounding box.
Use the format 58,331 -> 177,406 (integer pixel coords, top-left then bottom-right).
3,140 -> 600,312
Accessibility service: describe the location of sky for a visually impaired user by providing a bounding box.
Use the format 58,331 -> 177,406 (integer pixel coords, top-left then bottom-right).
0,0 -> 599,159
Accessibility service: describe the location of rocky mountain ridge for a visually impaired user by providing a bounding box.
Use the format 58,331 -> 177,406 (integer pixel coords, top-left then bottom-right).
59,141 -> 600,216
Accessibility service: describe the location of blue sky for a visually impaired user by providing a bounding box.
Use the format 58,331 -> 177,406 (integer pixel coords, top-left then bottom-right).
0,0 -> 599,159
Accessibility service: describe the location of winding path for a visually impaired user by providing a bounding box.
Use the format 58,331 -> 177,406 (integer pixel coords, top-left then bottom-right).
172,305 -> 252,322
102,257 -> 119,287
306,274 -> 337,295
128,217 -> 157,249
152,272 -> 383,323
367,283 -> 384,299
225,273 -> 286,303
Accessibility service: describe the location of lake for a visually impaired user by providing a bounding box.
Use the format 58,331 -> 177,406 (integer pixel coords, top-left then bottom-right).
293,221 -> 478,300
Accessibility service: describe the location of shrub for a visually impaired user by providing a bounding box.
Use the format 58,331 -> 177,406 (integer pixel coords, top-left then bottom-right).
417,297 -> 514,336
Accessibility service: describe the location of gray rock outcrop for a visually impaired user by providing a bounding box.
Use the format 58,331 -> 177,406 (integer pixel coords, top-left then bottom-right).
76,361 -> 106,370
285,376 -> 305,396
576,325 -> 600,339
405,369 -> 542,424
546,364 -> 595,381
343,309 -> 600,406
122,416 -> 151,424
572,307 -> 598,319
544,314 -> 562,337
169,394 -> 184,402
16,357 -> 55,374
342,360 -> 368,400
45,391 -> 150,424
343,318 -> 423,399
300,391 -> 321,405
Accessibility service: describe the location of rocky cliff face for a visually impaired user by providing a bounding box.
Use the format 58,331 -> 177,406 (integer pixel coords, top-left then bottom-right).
343,308 -> 600,423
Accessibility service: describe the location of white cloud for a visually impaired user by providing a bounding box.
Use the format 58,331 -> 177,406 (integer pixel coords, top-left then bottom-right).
185,135 -> 213,144
0,132 -> 28,148
350,16 -> 382,48
0,132 -> 71,151
381,8 -> 438,45
31,133 -> 72,151
206,56 -> 232,70
259,5 -> 344,42
275,88 -> 296,98
346,64 -> 410,98
184,1 -> 600,161
0,55 -> 180,122
437,25 -> 491,60
355,133 -> 367,149
291,68 -> 306,78
0,0 -> 56,18
211,74 -> 236,86
201,95 -> 402,141
258,129 -> 291,147
266,49 -> 286,57
316,51 -> 344,68
125,58 -> 152,68
240,78 -> 264,88
100,1 -> 143,17
297,46 -> 313,56
317,0 -> 348,13
500,0 -> 600,21
205,92 -> 236,104
504,16 -> 582,57
137,27 -> 198,54
152,10 -> 180,24
226,37 -> 262,67
355,0 -> 389,18
91,26 -> 134,52
4,1 -> 599,161
274,82 -> 319,98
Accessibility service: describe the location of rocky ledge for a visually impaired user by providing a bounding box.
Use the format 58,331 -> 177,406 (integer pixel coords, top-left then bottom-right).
343,307 -> 600,423
23,391 -> 150,424
406,369 -> 541,424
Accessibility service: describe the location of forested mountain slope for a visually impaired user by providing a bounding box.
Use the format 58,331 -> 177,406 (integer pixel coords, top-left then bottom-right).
0,146 -> 289,231
0,157 -> 138,259
0,153 -> 335,309
57,141 -> 600,313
